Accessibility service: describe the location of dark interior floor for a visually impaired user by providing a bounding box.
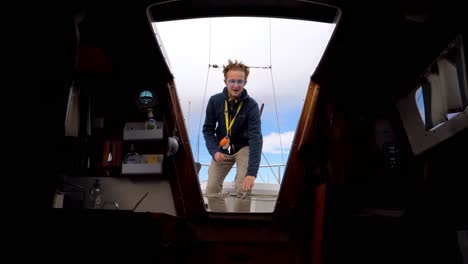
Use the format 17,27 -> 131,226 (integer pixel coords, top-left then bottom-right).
323,183 -> 467,264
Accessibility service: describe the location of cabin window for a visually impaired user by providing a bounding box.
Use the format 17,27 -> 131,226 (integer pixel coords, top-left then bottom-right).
415,35 -> 468,131
415,87 -> 426,125
150,15 -> 337,212
398,34 -> 468,155
64,82 -> 80,137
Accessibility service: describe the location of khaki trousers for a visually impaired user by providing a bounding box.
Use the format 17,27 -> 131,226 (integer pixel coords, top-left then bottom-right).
205,146 -> 251,212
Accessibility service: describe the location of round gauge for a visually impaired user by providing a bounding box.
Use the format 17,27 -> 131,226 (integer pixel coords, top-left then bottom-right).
139,90 -> 154,106
135,89 -> 157,110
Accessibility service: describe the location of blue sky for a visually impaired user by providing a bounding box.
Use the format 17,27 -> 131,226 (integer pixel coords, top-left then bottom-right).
415,87 -> 426,124
152,17 -> 335,183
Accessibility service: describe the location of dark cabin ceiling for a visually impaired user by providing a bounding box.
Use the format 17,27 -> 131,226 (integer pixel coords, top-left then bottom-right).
74,0 -> 467,109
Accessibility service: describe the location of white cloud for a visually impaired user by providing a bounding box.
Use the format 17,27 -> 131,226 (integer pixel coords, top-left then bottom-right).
262,131 -> 295,154
153,17 -> 335,114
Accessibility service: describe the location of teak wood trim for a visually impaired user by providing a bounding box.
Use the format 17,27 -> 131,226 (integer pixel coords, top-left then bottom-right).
274,81 -> 321,222
166,80 -> 207,218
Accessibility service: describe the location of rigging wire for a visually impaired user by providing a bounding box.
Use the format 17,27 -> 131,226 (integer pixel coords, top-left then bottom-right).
259,102 -> 280,183
261,152 -> 281,184
256,171 -> 266,183
194,17 -> 285,183
196,18 -> 212,162
268,17 -> 286,165
269,18 -> 272,67
187,100 -> 190,134
269,69 -> 285,165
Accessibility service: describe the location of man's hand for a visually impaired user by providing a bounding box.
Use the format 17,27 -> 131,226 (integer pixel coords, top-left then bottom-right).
242,176 -> 255,191
214,152 -> 225,162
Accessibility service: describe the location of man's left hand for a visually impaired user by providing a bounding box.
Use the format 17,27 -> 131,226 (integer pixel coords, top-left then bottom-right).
243,176 -> 256,191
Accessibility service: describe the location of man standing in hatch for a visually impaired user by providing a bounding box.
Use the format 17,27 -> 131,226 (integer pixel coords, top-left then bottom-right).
203,59 -> 263,212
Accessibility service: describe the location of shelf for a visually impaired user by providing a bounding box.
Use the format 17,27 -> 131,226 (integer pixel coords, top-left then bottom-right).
123,122 -> 163,140
121,154 -> 164,175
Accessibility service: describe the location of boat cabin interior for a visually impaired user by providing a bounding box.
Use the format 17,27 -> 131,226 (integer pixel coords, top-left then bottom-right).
19,0 -> 467,263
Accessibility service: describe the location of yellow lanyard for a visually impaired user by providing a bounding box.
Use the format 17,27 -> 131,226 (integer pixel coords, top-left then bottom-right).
224,100 -> 243,136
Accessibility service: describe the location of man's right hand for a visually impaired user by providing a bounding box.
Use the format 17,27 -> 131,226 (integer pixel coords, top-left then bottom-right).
214,152 -> 225,162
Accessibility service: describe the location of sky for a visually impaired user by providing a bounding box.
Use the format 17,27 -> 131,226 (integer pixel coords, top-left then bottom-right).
415,87 -> 426,124
152,17 -> 335,183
